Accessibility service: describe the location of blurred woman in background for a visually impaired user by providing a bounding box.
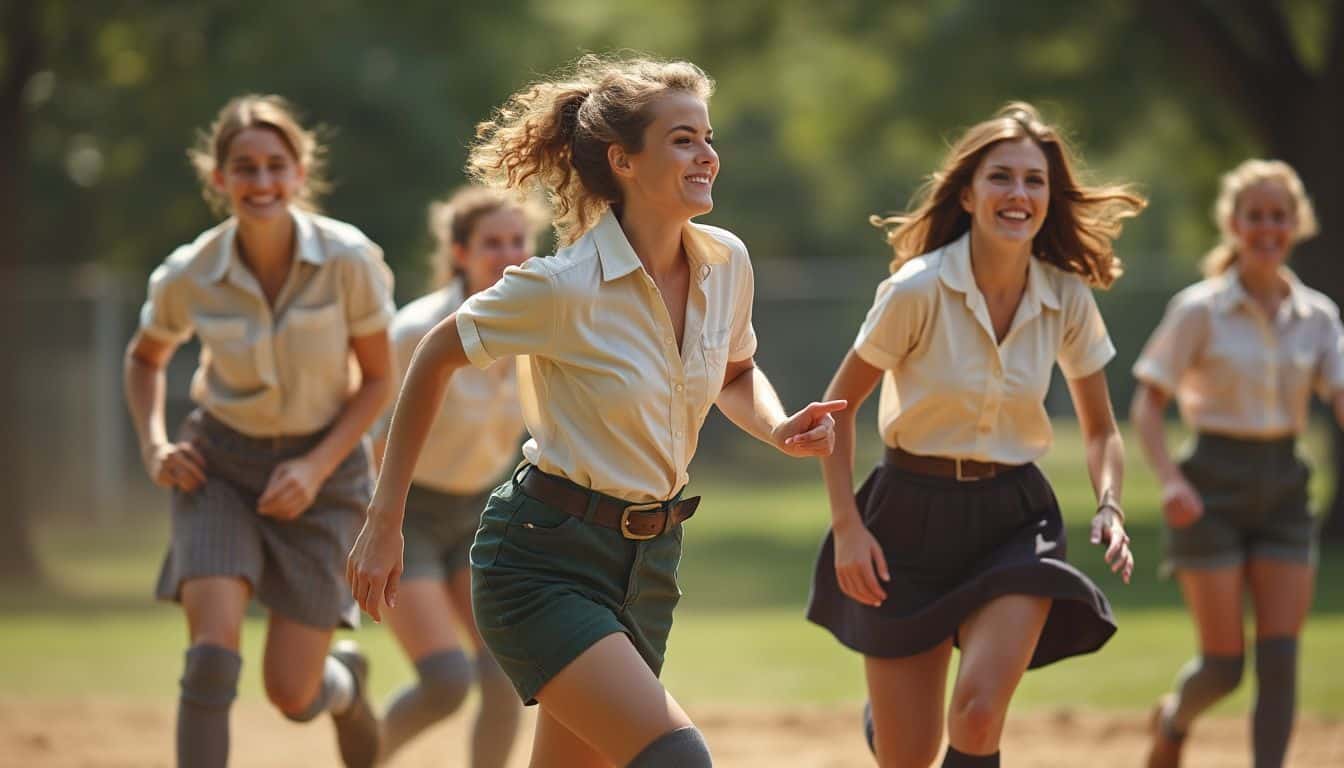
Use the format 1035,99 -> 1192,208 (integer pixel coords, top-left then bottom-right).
124,94 -> 392,768
373,185 -> 544,766
808,103 -> 1142,768
1132,160 -> 1341,768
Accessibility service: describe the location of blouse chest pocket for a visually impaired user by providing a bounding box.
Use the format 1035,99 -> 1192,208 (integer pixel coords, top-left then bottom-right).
193,314 -> 252,386
701,326 -> 731,374
282,302 -> 349,371
690,326 -> 732,418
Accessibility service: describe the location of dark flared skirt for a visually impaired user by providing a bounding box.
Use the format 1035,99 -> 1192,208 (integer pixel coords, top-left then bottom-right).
806,461 -> 1116,668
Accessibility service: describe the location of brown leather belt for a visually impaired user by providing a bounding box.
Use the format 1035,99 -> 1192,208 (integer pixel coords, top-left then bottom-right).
884,446 -> 1017,482
518,464 -> 699,541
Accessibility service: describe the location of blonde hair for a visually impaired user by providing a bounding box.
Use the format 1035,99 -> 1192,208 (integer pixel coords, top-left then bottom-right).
189,94 -> 328,216
1201,159 -> 1319,277
427,186 -> 548,288
467,54 -> 714,245
871,102 -> 1146,288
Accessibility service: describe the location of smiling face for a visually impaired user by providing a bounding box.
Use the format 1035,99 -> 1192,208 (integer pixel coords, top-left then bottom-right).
1230,179 -> 1297,274
212,126 -> 306,223
611,90 -> 718,220
960,138 -> 1050,252
454,207 -> 534,294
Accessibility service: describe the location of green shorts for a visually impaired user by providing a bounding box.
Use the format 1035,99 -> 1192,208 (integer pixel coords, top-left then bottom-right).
400,483 -> 491,582
469,468 -> 684,705
1166,432 -> 1317,572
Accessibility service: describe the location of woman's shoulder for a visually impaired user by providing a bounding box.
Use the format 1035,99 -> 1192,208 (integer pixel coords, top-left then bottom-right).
304,211 -> 384,265
149,219 -> 235,285
393,283 -> 461,337
881,250 -> 943,298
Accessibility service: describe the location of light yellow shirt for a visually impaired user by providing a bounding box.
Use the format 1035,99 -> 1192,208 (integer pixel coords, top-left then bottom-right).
855,232 -> 1115,464
1133,269 -> 1344,438
455,209 -> 757,502
138,208 -> 395,437
380,279 -> 524,494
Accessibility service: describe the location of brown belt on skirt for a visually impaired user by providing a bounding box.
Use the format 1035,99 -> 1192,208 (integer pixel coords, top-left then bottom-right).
518,464 -> 699,541
884,446 -> 1019,482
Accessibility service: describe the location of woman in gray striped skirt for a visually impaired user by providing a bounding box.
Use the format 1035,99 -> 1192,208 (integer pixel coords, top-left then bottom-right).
1133,160 -> 1343,768
372,186 -> 544,766
123,95 -> 394,768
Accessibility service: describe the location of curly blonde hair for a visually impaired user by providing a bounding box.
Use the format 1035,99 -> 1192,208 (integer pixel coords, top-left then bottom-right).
871,102 -> 1146,288
188,94 -> 328,216
467,54 -> 713,245
1201,159 -> 1319,277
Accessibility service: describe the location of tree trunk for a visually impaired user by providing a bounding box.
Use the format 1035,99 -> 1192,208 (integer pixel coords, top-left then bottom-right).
0,1 -> 43,580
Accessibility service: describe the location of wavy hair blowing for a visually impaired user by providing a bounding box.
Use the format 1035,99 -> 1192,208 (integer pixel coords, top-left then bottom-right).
1201,159 -> 1319,277
188,94 -> 329,216
427,185 -> 548,288
871,102 -> 1146,288
467,54 -> 714,245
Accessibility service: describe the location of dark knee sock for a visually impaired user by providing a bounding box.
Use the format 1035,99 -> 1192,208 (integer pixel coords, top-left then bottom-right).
380,649 -> 473,759
177,644 -> 242,768
1165,653 -> 1244,736
941,745 -> 1000,767
1253,636 -> 1298,768
626,726 -> 712,768
471,653 -> 521,768
283,655 -> 356,723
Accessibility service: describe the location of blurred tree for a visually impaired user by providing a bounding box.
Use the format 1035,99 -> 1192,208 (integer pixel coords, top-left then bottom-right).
1139,0 -> 1344,537
2,1 -> 42,580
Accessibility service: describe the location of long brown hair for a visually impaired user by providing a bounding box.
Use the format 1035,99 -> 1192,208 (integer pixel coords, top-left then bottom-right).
467,54 -> 713,245
188,94 -> 329,216
427,186 -> 548,288
871,102 -> 1146,288
1201,159 -> 1319,277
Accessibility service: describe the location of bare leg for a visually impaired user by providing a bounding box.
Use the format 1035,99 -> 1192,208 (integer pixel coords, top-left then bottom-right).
865,638 -> 954,768
447,568 -> 523,768
1247,558 -> 1314,768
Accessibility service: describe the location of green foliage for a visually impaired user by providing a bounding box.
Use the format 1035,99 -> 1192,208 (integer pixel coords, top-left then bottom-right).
18,0 -> 1325,302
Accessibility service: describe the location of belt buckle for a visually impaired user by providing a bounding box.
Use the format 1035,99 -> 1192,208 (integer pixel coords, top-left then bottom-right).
954,459 -> 991,482
620,502 -> 665,541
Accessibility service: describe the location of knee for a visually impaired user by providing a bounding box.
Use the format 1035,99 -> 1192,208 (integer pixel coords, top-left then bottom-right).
414,649 -> 474,715
1200,653 -> 1246,695
267,677 -> 321,721
627,726 -> 712,768
948,688 -> 1005,752
180,644 -> 242,710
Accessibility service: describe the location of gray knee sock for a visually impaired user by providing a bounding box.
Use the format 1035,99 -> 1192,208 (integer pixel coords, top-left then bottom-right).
1165,653 -> 1244,736
626,726 -> 712,768
471,653 -> 522,768
284,655 -> 356,723
1253,636 -> 1298,768
380,649 -> 473,759
941,745 -> 1000,767
177,644 -> 242,768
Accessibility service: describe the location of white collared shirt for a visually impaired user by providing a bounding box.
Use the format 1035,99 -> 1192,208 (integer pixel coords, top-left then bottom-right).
454,209 -> 757,502
138,208 -> 395,437
380,280 -> 525,494
855,232 -> 1115,464
1133,268 -> 1344,438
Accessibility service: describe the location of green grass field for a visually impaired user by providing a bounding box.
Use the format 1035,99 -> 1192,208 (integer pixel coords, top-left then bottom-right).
4,424 -> 1343,716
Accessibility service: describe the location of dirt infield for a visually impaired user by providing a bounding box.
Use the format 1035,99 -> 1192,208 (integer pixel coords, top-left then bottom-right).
4,696 -> 1342,767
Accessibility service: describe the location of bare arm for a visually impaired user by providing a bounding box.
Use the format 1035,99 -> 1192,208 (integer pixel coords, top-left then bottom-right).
1130,381 -> 1204,529
817,350 -> 889,606
348,313 -> 471,621
1067,370 -> 1133,582
715,357 -> 846,458
123,332 -> 206,491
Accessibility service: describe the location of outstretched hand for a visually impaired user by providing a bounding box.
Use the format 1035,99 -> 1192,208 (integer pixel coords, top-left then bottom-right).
1090,505 -> 1134,584
771,400 -> 848,458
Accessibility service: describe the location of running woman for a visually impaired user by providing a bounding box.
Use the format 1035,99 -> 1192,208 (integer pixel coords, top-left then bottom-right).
124,94 -> 392,768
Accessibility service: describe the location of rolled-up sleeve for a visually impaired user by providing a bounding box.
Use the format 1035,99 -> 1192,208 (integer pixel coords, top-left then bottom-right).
138,260 -> 194,344
1058,285 -> 1116,380
455,258 -> 556,369
854,275 -> 927,371
343,245 -> 396,337
1132,294 -> 1205,395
